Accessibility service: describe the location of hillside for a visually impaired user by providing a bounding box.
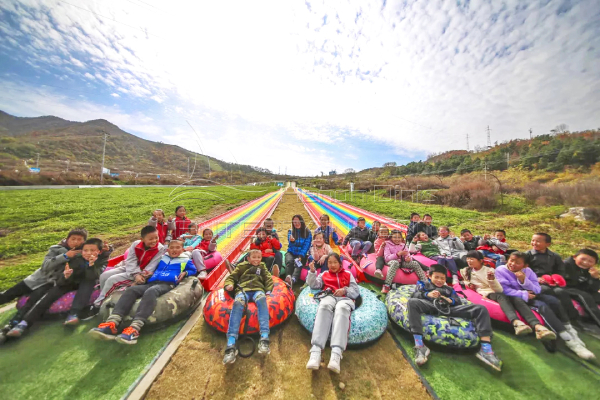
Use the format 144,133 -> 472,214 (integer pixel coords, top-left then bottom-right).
0,110 -> 282,185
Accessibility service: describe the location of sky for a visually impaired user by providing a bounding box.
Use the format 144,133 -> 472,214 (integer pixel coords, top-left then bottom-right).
0,0 -> 599,176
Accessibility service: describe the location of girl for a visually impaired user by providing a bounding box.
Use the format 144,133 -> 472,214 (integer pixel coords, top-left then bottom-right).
495,252 -> 595,360
310,232 -> 333,273
305,253 -> 359,374
168,205 -> 191,240
435,226 -> 467,267
284,215 -> 312,287
462,251 -> 555,338
250,227 -> 282,276
148,209 -> 169,244
372,226 -> 390,279
410,232 -> 459,284
314,214 -> 342,248
191,228 -> 219,280
181,223 -> 202,251
382,230 -> 427,294
368,220 -> 381,250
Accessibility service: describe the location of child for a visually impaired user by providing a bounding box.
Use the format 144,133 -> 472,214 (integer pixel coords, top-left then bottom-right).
284,215 -> 312,286
410,232 -> 460,284
477,230 -> 509,264
310,232 -> 333,273
263,218 -> 279,240
222,249 -> 273,364
421,214 -> 438,239
0,228 -> 87,331
250,227 -> 282,276
315,214 -> 342,247
181,222 -> 202,250
305,253 -> 359,374
460,229 -> 481,252
95,226 -> 165,308
381,230 -> 427,294
462,251 -> 555,339
342,217 -> 372,262
89,239 -> 196,344
148,209 -> 170,244
372,225 -> 390,279
564,249 -> 600,326
408,264 -> 502,370
405,213 -> 421,243
191,228 -> 220,280
367,220 -> 381,253
7,238 -> 112,337
168,205 -> 191,240
495,252 -> 595,360
435,226 -> 467,267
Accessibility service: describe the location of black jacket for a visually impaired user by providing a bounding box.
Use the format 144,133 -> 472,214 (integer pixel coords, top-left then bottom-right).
342,226 -> 371,245
463,236 -> 482,251
564,257 -> 600,294
526,249 -> 565,277
58,248 -> 113,286
411,280 -> 462,306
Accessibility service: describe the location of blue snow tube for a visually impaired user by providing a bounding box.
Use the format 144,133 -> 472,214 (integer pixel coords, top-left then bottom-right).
386,285 -> 480,349
295,286 -> 387,346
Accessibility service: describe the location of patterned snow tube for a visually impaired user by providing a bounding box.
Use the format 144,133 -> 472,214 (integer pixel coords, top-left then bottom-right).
386,285 -> 480,348
203,276 -> 295,334
99,276 -> 203,328
360,254 -> 419,285
203,251 -> 223,271
16,289 -> 100,315
295,286 -> 387,346
299,259 -> 356,281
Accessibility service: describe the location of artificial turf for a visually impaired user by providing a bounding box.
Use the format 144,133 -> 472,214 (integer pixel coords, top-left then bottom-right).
0,310 -> 182,400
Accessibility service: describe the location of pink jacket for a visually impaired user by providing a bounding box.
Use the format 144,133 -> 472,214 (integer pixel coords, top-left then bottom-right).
374,237 -> 387,257
384,241 -> 410,263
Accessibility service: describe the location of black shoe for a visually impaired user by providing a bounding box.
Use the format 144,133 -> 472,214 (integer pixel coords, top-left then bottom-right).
80,305 -> 100,321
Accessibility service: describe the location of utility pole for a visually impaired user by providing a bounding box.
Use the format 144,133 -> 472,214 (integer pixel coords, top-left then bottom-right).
100,131 -> 108,185
35,153 -> 40,169
529,128 -> 532,140
506,152 -> 510,169
187,157 -> 190,176
486,126 -> 492,148
466,133 -> 470,151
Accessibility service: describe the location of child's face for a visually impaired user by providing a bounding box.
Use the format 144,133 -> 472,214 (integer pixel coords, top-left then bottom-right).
203,230 -> 213,241
66,234 -> 86,249
257,231 -> 267,240
418,232 -> 429,241
328,255 -> 341,273
379,228 -> 390,239
176,207 -> 186,218
462,231 -> 473,241
292,217 -> 301,229
411,215 -> 421,222
439,228 -> 449,238
154,210 -> 165,221
494,231 -> 506,241
531,235 -> 549,252
391,233 -> 403,245
142,231 -> 160,248
319,215 -> 329,227
430,271 -> 446,287
313,234 -> 324,246
507,255 -> 526,273
248,252 -> 262,266
264,221 -> 274,231
574,254 -> 597,270
82,244 -> 101,261
372,222 -> 380,232
189,225 -> 198,235
168,241 -> 184,257
466,257 -> 483,270
358,220 -> 366,229
423,216 -> 432,225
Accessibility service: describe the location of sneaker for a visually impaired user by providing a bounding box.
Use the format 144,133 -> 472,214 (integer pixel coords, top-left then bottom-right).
306,350 -> 321,370
374,270 -> 384,279
63,314 -> 80,326
6,321 -> 27,338
414,345 -> 430,366
198,270 -> 208,280
475,350 -> 503,371
272,265 -> 280,278
115,326 -> 140,345
258,338 -> 271,355
565,340 -> 596,360
566,325 -> 586,347
381,284 -> 391,294
535,326 -> 556,341
452,275 -> 459,285
513,321 -> 533,336
284,275 -> 293,288
88,321 -> 118,341
225,260 -> 236,273
223,345 -> 238,364
81,305 -> 101,321
327,352 -> 342,374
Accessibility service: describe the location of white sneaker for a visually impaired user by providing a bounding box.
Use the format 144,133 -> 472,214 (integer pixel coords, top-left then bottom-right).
306,351 -> 321,370
373,270 -> 384,279
566,325 -> 586,347
327,351 -> 342,374
565,340 -> 596,360
452,275 -> 459,285
198,270 -> 208,280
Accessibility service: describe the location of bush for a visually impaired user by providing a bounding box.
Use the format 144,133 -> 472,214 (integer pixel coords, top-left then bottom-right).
436,180 -> 498,211
522,181 -> 600,207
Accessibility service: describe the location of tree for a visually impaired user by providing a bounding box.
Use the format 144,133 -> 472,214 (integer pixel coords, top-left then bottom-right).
551,124 -> 569,135
382,162 -> 397,167
343,168 -> 355,174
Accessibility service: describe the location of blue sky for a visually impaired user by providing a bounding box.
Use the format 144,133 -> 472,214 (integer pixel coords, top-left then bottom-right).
0,0 -> 599,176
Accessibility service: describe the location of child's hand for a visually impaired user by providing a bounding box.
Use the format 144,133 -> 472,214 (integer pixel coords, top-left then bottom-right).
460,235 -> 466,242
467,283 -> 477,290
515,271 -> 526,284
427,290 -> 441,299
399,250 -> 409,257
101,242 -> 110,253
88,254 -> 98,266
528,292 -> 536,300
487,270 -> 495,280
134,274 -> 146,284
537,276 -> 547,285
168,216 -> 173,222
289,234 -> 295,242
440,296 -> 452,304
590,267 -> 600,279
483,234 -> 491,240
381,241 -> 386,247
184,246 -> 193,251
319,255 -> 327,264
213,234 -> 220,242
63,264 -> 73,279
412,237 -> 418,243
65,249 -> 81,259
264,248 -> 274,254
176,271 -> 187,283
491,245 -> 499,252
405,255 -> 412,262
333,288 -> 346,297
225,284 -> 234,291
309,260 -> 316,273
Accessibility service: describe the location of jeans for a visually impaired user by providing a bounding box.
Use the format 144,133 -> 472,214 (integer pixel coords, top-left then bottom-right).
349,240 -> 372,256
528,294 -> 566,333
227,290 -> 269,339
480,251 -> 505,264
112,282 -> 174,322
431,256 -> 458,275
488,293 -> 540,327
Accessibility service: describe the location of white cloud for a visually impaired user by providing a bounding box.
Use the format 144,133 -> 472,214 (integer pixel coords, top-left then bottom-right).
110,92 -> 120,98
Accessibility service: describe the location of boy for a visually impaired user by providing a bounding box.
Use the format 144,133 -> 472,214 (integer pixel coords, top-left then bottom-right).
460,229 -> 482,252
314,214 -> 342,247
89,239 -> 196,344
477,230 -> 509,263
408,264 -> 502,371
0,228 -> 87,332
405,213 -> 421,243
148,209 -> 170,244
342,217 -> 372,262
263,218 -> 279,240
6,238 -> 112,337
564,249 -> 600,326
421,214 -> 438,239
223,249 -> 273,364
94,226 -> 165,308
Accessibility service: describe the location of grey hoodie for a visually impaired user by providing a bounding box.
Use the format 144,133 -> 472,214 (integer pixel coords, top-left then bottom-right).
434,236 -> 467,258
23,244 -> 70,290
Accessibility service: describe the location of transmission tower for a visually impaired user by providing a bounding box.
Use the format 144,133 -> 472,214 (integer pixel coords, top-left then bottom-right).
466,133 -> 470,151
486,126 -> 492,148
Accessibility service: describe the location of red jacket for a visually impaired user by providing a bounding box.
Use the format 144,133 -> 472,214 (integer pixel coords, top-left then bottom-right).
250,237 -> 282,258
170,217 -> 191,240
156,222 -> 169,244
134,241 -> 162,270
196,239 -> 217,254
320,269 -> 352,292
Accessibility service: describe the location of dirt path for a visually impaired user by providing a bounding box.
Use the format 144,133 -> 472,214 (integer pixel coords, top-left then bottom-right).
146,188 -> 428,399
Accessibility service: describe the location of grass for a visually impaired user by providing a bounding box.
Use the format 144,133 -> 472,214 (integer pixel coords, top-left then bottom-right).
0,185 -> 278,290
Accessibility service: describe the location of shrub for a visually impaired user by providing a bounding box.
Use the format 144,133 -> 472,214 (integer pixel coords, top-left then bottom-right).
436,180 -> 498,211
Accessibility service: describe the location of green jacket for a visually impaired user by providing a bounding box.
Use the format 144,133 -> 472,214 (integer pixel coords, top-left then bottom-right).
224,261 -> 274,294
418,240 -> 440,257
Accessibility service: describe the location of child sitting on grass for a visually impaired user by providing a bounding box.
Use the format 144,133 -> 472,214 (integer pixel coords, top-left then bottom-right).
495,252 -> 595,360
315,214 -> 342,247
462,251 -> 555,339
89,239 -> 196,345
180,222 -> 202,250
477,230 -> 509,264
7,238 -> 112,338
305,253 -> 359,374
408,264 -> 503,371
564,249 -> 600,327
168,205 -> 191,240
191,228 -> 219,280
223,249 -> 273,364
250,227 -> 282,276
342,217 -> 372,262
372,225 -> 390,279
410,232 -> 460,284
148,209 -> 170,244
309,232 -> 333,273
381,230 -> 427,294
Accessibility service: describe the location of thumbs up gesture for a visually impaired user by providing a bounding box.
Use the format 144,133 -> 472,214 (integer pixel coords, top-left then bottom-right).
64,263 -> 73,279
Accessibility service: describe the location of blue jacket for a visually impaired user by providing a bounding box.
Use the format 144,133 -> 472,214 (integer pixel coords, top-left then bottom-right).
182,234 -> 202,248
411,280 -> 462,306
314,226 -> 341,247
147,253 -> 197,285
287,228 -> 312,257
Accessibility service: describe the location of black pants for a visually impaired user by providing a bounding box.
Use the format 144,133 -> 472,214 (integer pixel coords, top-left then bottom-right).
375,256 -> 385,271
488,293 -> 540,327
285,253 -> 307,280
113,282 -> 174,322
24,279 -> 96,325
565,288 -> 600,326
0,281 -> 53,321
407,298 -> 493,337
528,294 -> 566,332
540,285 -> 579,321
262,257 -> 276,273
0,280 -> 32,305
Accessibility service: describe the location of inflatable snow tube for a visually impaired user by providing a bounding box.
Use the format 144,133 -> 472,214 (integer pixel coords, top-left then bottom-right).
203,276 -> 294,334
411,254 -> 437,268
99,276 -> 203,328
299,259 -> 356,281
386,285 -> 480,348
295,286 -> 387,346
203,251 -> 223,270
16,289 -> 100,315
360,254 -> 419,285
